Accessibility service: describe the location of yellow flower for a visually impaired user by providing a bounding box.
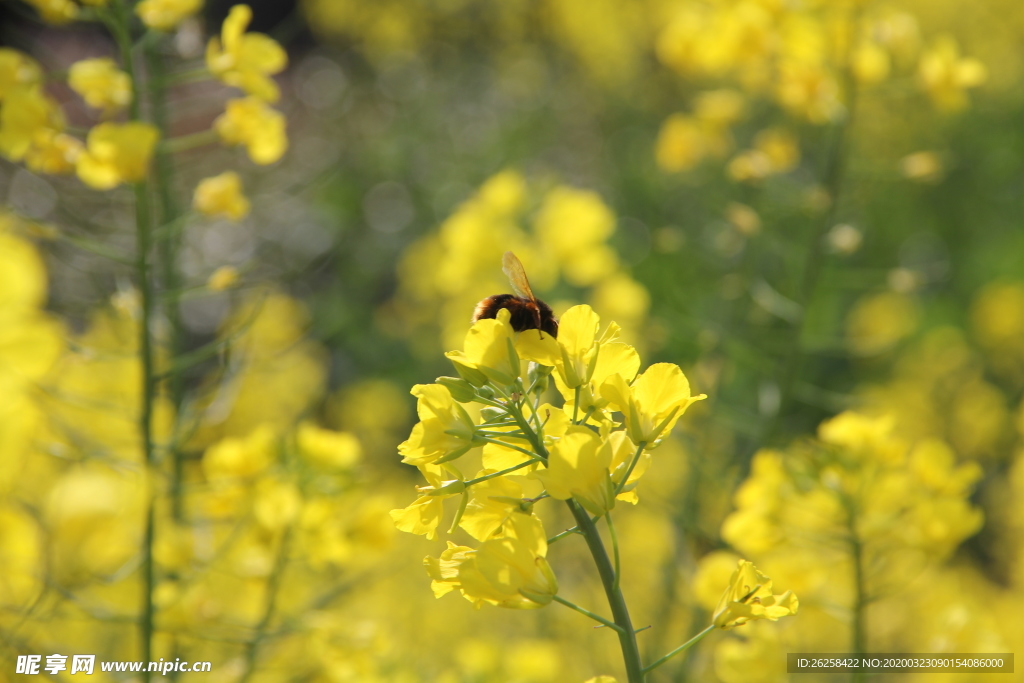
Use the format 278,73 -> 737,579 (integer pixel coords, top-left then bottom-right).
601,363 -> 706,447
391,463 -> 463,540
214,97 -> 287,165
206,4 -> 288,102
459,474 -> 524,541
398,383 -> 479,466
193,171 -> 250,220
918,36 -> 986,111
713,560 -> 798,629
0,86 -> 65,162
446,308 -> 523,387
206,265 -> 240,291
24,129 -> 82,175
655,114 -> 709,172
296,422 -> 361,470
518,304 -> 639,421
202,425 -> 276,480
76,122 -> 159,189
136,0 -> 202,31
0,49 -> 43,100
68,58 -> 132,114
426,512 -> 558,609
22,0 -> 78,24
534,426 -> 616,516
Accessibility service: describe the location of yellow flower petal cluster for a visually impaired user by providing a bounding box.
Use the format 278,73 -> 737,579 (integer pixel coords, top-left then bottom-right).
76,122 -> 159,189
425,512 -> 558,609
193,171 -> 251,220
0,49 -> 43,99
713,560 -> 799,629
602,363 -> 706,447
68,58 -> 132,114
206,4 -> 288,102
395,301 -> 705,614
0,74 -> 82,175
22,0 -> 79,24
135,0 -> 203,31
918,36 -> 987,111
534,426 -> 615,516
398,383 -> 479,466
215,96 -> 287,165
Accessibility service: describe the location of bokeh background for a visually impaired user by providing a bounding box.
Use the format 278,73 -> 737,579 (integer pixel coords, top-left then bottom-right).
1,0 -> 1023,681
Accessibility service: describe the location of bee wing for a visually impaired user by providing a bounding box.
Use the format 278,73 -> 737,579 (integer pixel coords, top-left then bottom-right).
502,251 -> 536,301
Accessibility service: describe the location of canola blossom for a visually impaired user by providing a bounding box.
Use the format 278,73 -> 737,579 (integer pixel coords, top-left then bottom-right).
392,303 -> 791,679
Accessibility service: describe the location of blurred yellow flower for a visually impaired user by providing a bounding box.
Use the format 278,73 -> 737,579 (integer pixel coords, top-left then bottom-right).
656,114 -> 710,172
534,187 -> 618,287
713,560 -> 798,629
900,151 -> 945,183
76,121 -> 159,189
0,49 -> 43,99
24,129 -> 82,175
296,422 -> 362,469
852,42 -> 891,85
68,58 -> 132,114
203,424 -> 277,481
728,128 -> 799,183
214,96 -> 287,164
207,4 -> 288,102
0,86 -> 65,162
193,170 -> 251,220
535,426 -> 616,516
601,363 -> 706,447
845,291 -> 918,356
136,0 -> 202,31
22,0 -> 78,24
206,265 -> 240,291
919,36 -> 986,111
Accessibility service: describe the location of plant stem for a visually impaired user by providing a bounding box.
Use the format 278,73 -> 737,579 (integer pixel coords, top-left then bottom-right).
642,624 -> 715,674
113,2 -> 157,678
144,31 -> 186,521
551,595 -> 623,633
567,501 -> 645,683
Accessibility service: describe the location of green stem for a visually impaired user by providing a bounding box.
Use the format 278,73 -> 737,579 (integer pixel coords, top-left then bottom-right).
613,440 -> 648,498
113,3 -> 157,678
642,624 -> 715,674
160,129 -> 218,154
460,458 -> 543,487
551,594 -> 623,633
144,32 -> 186,521
607,514 -> 621,591
239,528 -> 292,683
568,500 -> 645,683
850,522 -> 866,683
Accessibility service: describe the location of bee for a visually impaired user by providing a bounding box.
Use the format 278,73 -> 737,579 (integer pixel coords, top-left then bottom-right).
473,251 -> 558,338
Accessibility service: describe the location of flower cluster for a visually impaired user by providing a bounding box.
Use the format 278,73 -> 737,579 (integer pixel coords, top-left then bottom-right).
654,2 -> 986,179
0,4 -> 288,219
392,303 -> 706,609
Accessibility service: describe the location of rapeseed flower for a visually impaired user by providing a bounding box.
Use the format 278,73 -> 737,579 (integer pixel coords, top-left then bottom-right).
76,121 -> 159,189
206,4 -> 287,102
214,96 -> 287,164
136,0 -> 202,31
601,363 -> 706,447
0,49 -> 43,99
534,426 -> 615,516
713,560 -> 799,629
68,58 -> 132,114
193,171 -> 250,220
398,383 -> 479,466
